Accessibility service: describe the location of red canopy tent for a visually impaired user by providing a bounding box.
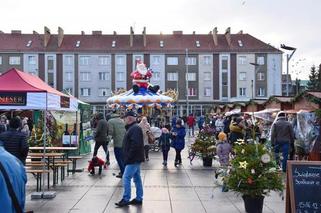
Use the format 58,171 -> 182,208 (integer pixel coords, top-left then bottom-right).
0,68 -> 77,111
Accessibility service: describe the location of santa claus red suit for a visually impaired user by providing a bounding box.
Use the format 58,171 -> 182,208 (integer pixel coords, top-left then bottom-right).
131,60 -> 159,93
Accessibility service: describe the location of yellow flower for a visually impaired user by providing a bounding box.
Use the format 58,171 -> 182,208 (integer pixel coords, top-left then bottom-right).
239,161 -> 248,169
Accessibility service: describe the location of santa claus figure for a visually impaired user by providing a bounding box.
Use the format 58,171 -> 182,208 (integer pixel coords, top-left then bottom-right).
131,60 -> 159,94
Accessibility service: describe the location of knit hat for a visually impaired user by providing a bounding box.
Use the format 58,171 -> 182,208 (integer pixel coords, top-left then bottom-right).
218,132 -> 227,141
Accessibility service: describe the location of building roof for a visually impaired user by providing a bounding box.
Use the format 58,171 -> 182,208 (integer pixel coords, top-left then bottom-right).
307,91 -> 321,99
0,31 -> 282,53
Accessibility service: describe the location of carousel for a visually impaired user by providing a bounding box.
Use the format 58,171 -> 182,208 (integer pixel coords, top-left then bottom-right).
107,60 -> 176,139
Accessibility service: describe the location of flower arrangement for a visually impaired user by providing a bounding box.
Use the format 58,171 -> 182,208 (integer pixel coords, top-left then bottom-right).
226,139 -> 284,197
190,125 -> 216,158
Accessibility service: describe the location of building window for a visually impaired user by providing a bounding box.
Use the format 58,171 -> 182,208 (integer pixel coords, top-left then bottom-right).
28,56 -> 36,65
186,73 -> 196,81
257,72 -> 265,81
188,88 -> 196,96
204,88 -> 211,97
98,88 -> 109,97
99,72 -> 109,81
238,56 -> 247,65
47,56 -> 54,70
116,72 -> 125,81
222,72 -> 228,98
239,88 -> 246,96
116,56 -> 125,65
80,72 -> 90,81
64,56 -> 73,65
257,56 -> 265,65
221,56 -> 228,70
185,57 -> 197,65
239,72 -> 246,81
0,56 -> 2,64
204,72 -> 211,81
79,56 -> 90,65
65,88 -> 73,94
65,72 -> 72,81
167,73 -> 178,81
152,56 -> 160,65
153,72 -> 160,81
203,56 -> 211,65
99,56 -> 109,65
80,88 -> 91,96
9,56 -> 21,65
47,72 -> 54,87
167,57 -> 178,65
257,88 -> 265,97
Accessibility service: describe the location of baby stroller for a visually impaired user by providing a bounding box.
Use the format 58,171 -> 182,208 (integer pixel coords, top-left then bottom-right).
149,127 -> 162,152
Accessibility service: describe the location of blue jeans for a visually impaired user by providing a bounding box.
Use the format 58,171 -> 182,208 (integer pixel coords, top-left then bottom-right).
122,163 -> 143,202
274,143 -> 289,172
114,147 -> 124,174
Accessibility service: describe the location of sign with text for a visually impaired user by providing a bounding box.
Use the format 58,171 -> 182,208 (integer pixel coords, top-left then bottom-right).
60,96 -> 70,108
0,92 -> 27,106
286,161 -> 321,213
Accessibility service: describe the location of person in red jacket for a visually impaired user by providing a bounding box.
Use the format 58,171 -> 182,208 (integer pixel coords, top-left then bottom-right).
187,114 -> 196,137
88,156 -> 106,175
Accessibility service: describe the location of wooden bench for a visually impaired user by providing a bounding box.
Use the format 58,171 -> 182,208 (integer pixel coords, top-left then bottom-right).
67,156 -> 84,175
26,169 -> 49,192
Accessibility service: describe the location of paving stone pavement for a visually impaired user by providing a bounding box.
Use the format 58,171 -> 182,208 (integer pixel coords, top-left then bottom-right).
25,136 -> 285,213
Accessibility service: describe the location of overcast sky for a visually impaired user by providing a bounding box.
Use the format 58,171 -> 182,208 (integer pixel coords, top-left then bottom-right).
1,0 -> 320,80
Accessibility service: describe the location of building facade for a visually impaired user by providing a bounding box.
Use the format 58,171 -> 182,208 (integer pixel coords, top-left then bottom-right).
0,27 -> 282,115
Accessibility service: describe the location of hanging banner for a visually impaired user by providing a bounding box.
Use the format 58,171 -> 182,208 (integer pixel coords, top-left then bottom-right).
0,92 -> 27,106
60,96 -> 70,108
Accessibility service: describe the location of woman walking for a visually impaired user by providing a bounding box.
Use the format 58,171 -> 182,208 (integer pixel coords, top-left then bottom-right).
171,119 -> 186,167
139,117 -> 151,161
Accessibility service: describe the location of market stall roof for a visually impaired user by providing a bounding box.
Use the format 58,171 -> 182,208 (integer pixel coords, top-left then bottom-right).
0,68 -> 77,111
0,68 -> 67,96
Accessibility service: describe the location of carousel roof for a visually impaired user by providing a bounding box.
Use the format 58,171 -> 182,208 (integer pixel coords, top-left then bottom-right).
106,88 -> 173,108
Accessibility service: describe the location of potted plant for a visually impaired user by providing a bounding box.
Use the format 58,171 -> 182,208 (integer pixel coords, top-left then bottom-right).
226,139 -> 284,213
190,125 -> 216,167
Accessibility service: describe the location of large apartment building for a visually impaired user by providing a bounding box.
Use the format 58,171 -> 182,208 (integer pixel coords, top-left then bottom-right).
0,27 -> 282,115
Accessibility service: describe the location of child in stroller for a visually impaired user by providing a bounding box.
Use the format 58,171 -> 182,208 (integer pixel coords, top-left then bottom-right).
149,126 -> 162,152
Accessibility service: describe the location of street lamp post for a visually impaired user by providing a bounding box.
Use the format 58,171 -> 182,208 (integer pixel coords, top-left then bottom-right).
280,44 -> 297,96
249,62 -> 261,141
185,48 -> 189,116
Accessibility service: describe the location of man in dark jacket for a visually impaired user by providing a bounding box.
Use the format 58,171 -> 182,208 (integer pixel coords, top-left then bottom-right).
93,113 -> 110,165
0,117 -> 29,165
271,113 -> 295,172
115,111 -> 144,207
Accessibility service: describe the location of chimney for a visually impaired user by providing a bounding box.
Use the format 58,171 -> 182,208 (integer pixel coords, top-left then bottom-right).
58,27 -> 64,47
212,27 -> 218,46
33,30 -> 39,34
81,31 -> 85,35
193,31 -> 196,35
237,30 -> 243,34
44,26 -> 51,47
0,31 -> 4,34
11,30 -> 21,35
173,31 -> 183,35
225,27 -> 231,46
92,31 -> 102,35
113,31 -> 117,35
130,26 -> 134,47
142,27 -> 146,47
